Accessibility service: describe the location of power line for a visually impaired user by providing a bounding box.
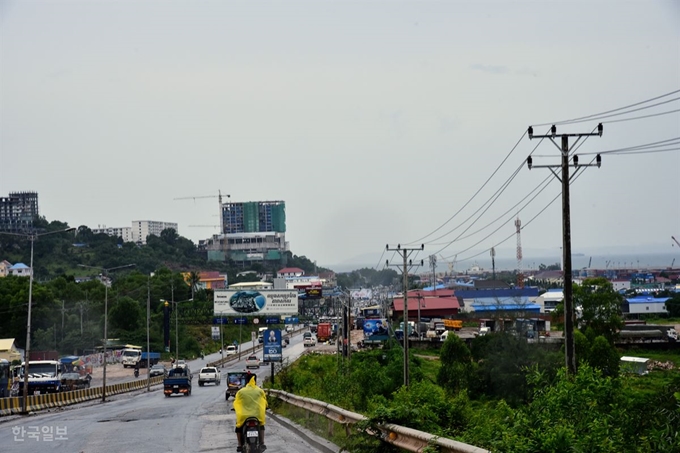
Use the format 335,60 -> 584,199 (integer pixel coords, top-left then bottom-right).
420,130 -> 551,248
404,130 -> 527,244
603,108 -> 680,124
534,89 -> 680,127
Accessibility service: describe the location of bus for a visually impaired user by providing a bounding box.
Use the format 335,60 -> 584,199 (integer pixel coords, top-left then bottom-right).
0,359 -> 10,398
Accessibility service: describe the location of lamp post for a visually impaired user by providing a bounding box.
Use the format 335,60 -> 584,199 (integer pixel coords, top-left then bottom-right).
0,227 -> 74,414
161,295 -> 192,361
146,272 -> 154,391
78,263 -> 136,403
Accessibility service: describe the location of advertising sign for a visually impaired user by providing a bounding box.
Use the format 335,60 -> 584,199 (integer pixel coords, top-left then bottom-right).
265,317 -> 281,324
304,287 -> 322,299
214,290 -> 299,315
233,317 -> 248,325
211,327 -> 220,340
213,317 -> 228,325
263,329 -> 282,363
284,317 -> 299,324
363,319 -> 389,340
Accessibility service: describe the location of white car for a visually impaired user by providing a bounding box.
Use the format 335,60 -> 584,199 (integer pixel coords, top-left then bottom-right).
198,367 -> 221,386
225,345 -> 237,356
175,359 -> 188,369
245,355 -> 260,369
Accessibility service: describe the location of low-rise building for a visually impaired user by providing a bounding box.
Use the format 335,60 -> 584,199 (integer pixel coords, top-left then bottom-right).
0,260 -> 12,277
8,262 -> 32,277
92,220 -> 178,245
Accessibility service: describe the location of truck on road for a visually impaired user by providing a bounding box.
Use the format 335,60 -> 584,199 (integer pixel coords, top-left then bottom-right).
317,322 -> 332,342
121,345 -> 143,368
18,360 -> 63,395
163,366 -> 192,396
139,352 -> 161,368
198,366 -> 221,386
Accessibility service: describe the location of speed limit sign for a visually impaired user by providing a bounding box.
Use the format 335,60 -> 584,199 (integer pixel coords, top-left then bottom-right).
253,318 -> 260,324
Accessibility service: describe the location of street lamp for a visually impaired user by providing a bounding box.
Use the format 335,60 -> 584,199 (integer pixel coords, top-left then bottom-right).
161,296 -> 192,361
78,263 -> 136,403
0,227 -> 74,414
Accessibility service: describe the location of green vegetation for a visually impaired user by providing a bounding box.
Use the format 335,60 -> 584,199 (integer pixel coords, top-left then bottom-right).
0,216 -> 326,356
271,337 -> 680,452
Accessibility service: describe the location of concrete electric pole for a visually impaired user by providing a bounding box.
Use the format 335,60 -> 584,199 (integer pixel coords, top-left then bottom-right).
386,244 -> 424,388
526,123 -> 603,375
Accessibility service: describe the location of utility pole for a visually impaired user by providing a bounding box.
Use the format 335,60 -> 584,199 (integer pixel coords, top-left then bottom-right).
527,123 -> 603,375
386,244 -> 424,388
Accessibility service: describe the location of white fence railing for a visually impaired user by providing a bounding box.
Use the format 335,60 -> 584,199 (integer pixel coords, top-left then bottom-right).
267,389 -> 489,453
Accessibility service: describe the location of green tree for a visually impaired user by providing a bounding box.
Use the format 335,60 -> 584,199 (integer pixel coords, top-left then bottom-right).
573,277 -> 624,343
438,333 -> 473,394
109,296 -> 143,332
665,293 -> 680,317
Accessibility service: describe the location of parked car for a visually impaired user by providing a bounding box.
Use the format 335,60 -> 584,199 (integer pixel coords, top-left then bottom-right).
245,355 -> 260,369
198,366 -> 221,386
149,364 -> 168,377
225,345 -> 237,356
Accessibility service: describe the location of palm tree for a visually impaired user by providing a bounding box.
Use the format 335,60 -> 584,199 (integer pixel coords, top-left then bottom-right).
188,271 -> 201,300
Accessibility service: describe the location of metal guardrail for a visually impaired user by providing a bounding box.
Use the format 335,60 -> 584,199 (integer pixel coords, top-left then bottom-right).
267,389 -> 489,453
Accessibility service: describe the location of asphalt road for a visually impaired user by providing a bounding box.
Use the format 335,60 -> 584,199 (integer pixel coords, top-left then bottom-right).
0,331 -> 338,453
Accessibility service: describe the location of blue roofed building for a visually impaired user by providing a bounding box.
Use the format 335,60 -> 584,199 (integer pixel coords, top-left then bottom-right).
623,295 -> 670,316
8,262 -> 32,278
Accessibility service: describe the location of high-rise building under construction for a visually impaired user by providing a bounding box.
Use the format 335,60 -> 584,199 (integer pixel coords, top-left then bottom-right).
0,191 -> 39,233
221,200 -> 286,234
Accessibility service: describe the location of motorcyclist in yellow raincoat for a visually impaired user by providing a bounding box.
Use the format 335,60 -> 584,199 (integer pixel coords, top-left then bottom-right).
233,375 -> 267,452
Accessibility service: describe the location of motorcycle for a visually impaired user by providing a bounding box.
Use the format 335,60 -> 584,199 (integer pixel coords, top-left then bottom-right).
232,409 -> 263,453
134,368 -> 139,378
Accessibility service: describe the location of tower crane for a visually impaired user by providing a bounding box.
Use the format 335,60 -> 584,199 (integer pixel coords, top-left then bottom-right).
174,190 -> 230,233
439,254 -> 457,275
673,236 -> 680,248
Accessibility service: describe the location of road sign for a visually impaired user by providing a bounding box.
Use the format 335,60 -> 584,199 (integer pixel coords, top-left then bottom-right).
265,317 -> 280,324
251,331 -> 256,343
233,317 -> 248,325
253,318 -> 259,324
213,317 -> 227,325
284,317 -> 299,324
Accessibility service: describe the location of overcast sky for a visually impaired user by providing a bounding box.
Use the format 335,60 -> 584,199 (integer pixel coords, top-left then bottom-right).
1,0 -> 679,271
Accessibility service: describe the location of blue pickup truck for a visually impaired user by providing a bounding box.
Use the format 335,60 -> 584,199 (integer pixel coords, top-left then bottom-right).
163,366 -> 192,397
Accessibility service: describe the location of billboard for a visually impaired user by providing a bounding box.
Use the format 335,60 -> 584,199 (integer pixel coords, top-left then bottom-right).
214,290 -> 298,315
304,287 -> 322,299
363,319 -> 389,339
211,327 -> 220,340
263,329 -> 282,362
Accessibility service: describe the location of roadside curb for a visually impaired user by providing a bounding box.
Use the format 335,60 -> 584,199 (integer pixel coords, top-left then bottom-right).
267,410 -> 341,453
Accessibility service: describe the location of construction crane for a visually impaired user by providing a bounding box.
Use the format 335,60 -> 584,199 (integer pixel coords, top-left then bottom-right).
439,254 -> 457,276
673,236 -> 680,248
174,190 -> 230,233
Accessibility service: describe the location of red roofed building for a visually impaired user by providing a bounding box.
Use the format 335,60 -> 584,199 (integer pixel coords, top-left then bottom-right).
199,271 -> 227,290
277,267 -> 305,278
391,289 -> 460,321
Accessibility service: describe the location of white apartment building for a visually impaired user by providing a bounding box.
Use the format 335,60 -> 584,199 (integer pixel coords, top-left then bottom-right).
92,225 -> 134,242
92,220 -> 178,245
132,220 -> 178,245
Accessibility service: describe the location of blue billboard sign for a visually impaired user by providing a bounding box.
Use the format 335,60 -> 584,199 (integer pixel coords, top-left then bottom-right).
263,329 -> 282,362
284,317 -> 299,324
265,317 -> 281,324
213,317 -> 228,325
363,319 -> 389,340
233,317 -> 248,325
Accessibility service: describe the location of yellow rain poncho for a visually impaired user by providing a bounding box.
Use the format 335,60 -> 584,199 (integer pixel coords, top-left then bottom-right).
233,376 -> 267,428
